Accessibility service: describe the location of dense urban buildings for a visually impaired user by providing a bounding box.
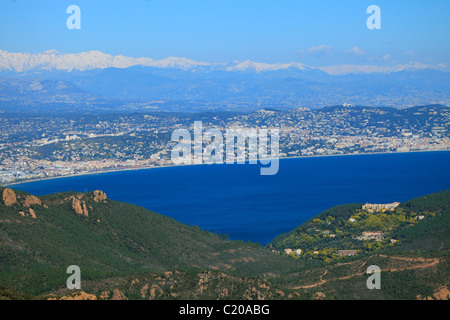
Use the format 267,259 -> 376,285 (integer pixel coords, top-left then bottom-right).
1,104 -> 449,185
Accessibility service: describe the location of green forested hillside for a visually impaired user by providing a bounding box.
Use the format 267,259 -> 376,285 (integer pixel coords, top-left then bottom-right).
0,187 -> 448,300
0,187 -> 298,296
269,191 -> 450,262
391,191 -> 450,251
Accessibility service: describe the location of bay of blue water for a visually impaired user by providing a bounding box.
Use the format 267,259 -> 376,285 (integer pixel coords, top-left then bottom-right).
11,151 -> 450,244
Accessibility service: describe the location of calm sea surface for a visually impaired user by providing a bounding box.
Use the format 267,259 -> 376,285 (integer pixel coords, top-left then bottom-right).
11,151 -> 450,244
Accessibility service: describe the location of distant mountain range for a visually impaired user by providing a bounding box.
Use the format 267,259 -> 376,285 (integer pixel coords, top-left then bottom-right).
0,50 -> 449,111
1,49 -> 449,75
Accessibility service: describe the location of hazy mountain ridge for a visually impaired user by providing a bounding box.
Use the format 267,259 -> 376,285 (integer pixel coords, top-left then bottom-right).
0,77 -> 99,104
0,50 -> 449,110
1,67 -> 449,111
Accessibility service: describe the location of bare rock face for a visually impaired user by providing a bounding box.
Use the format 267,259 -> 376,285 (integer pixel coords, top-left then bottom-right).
48,292 -> 97,300
111,289 -> 128,300
93,190 -> 107,202
417,286 -> 450,300
71,197 -> 89,217
71,197 -> 83,215
82,203 -> 89,217
313,292 -> 326,300
24,195 -> 42,207
18,208 -> 37,218
28,208 -> 37,219
2,188 -> 17,206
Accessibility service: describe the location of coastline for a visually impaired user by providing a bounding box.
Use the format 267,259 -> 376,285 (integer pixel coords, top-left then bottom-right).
3,162 -> 201,187
3,148 -> 450,188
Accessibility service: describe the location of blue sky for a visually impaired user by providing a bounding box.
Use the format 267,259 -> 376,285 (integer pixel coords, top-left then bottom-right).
0,0 -> 449,66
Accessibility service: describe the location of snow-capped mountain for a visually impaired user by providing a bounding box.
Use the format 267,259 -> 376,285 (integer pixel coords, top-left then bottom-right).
0,50 -> 155,72
1,49 -> 448,75
0,49 -> 449,112
319,61 -> 450,75
0,50 -> 216,72
224,60 -> 312,72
